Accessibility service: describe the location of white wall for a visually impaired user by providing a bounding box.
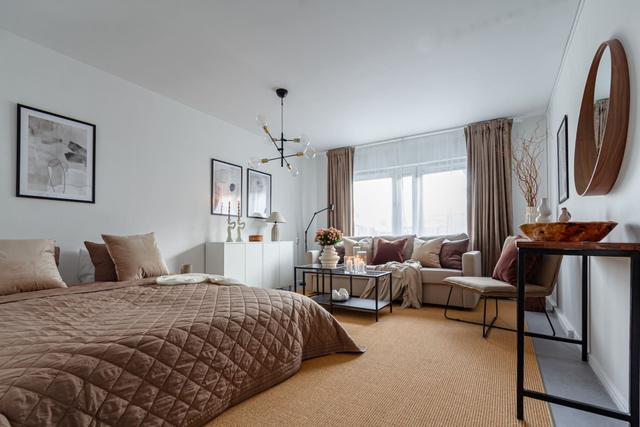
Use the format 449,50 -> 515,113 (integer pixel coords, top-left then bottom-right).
0,30 -> 306,283
512,115 -> 549,229
546,0 -> 640,409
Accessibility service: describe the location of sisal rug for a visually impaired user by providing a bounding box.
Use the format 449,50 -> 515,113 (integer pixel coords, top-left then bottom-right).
207,300 -> 552,426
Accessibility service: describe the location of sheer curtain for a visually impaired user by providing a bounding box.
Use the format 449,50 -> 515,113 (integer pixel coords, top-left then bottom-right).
353,130 -> 467,237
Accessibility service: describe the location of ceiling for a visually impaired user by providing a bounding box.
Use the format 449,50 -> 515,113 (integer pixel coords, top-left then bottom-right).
0,0 -> 580,150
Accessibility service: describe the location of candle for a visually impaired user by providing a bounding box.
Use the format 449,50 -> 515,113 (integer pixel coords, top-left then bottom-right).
227,201 -> 231,221
237,200 -> 241,219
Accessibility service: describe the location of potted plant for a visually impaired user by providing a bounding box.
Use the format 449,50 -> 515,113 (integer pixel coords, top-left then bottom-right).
315,227 -> 343,268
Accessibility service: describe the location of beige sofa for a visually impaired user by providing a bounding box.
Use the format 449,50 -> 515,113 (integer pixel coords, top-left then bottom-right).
304,233 -> 481,308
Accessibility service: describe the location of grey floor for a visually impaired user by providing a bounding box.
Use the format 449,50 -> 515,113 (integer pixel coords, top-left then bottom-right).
526,311 -> 626,427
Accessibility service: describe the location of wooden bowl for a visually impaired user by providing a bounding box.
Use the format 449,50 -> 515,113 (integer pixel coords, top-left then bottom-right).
248,235 -> 263,242
519,221 -> 618,242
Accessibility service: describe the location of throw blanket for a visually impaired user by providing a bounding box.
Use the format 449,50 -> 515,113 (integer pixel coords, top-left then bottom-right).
360,261 -> 422,309
0,280 -> 364,426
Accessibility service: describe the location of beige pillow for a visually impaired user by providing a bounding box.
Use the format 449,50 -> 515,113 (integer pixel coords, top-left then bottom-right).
0,239 -> 67,296
411,237 -> 445,268
102,233 -> 169,281
343,237 -> 373,262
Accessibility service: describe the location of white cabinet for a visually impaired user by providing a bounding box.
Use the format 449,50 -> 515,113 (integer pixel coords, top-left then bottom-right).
205,241 -> 294,289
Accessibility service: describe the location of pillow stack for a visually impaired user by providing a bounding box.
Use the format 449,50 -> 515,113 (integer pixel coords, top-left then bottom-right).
86,232 -> 169,282
410,237 -> 470,269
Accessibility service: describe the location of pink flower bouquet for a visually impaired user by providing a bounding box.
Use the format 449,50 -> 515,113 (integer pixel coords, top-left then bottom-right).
314,227 -> 343,246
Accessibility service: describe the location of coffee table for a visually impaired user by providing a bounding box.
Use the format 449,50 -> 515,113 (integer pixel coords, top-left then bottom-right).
293,264 -> 392,321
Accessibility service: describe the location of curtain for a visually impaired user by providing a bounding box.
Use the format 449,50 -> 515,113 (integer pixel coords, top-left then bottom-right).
353,129 -> 467,236
327,147 -> 355,235
465,118 -> 513,275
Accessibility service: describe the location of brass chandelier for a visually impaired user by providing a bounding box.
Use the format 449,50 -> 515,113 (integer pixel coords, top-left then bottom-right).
249,88 -> 316,176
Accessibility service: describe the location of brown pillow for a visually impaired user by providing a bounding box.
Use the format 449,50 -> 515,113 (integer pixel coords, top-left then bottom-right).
84,241 -> 118,282
411,237 -> 445,268
492,236 -> 539,286
0,239 -> 67,296
372,238 -> 408,265
102,233 -> 169,281
439,238 -> 469,270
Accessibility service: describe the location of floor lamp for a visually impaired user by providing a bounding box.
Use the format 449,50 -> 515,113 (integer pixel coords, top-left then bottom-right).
304,204 -> 335,253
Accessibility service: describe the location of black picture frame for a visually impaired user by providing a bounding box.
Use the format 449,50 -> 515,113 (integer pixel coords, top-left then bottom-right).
16,104 -> 96,203
557,115 -> 569,204
210,158 -> 243,216
246,168 -> 272,219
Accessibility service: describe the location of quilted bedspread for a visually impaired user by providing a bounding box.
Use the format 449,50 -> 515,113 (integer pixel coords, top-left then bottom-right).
0,280 -> 364,426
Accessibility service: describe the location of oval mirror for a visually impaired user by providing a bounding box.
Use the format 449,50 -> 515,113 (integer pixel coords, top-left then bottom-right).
574,39 -> 629,196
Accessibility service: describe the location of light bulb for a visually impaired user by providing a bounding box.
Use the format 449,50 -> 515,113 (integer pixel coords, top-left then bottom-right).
295,134 -> 309,144
248,157 -> 260,168
303,143 -> 317,159
288,163 -> 299,177
256,114 -> 268,129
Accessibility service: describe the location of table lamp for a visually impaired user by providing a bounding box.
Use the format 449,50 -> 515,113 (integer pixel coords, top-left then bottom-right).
266,211 -> 286,241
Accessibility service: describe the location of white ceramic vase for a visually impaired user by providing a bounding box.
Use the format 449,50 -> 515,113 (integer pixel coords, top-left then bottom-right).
319,245 -> 340,269
536,197 -> 552,223
525,206 -> 538,224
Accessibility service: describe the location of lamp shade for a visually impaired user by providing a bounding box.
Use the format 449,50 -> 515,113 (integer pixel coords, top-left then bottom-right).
266,211 -> 287,223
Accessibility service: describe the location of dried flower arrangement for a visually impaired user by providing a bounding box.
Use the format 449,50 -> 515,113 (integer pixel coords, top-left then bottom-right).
513,123 -> 545,207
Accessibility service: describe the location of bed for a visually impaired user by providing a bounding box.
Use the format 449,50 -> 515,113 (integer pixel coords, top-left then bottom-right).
0,280 -> 364,426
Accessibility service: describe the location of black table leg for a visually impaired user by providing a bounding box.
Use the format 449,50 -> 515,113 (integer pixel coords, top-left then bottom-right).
350,275 -> 353,297
389,274 -> 393,313
293,267 -> 297,293
329,269 -> 333,314
375,276 -> 379,322
630,254 -> 640,427
582,255 -> 589,362
517,249 -> 526,420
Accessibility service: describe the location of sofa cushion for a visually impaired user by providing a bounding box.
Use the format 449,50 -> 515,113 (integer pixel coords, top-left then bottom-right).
420,267 -> 462,284
373,234 -> 415,261
372,238 -> 407,264
445,276 -> 548,297
343,237 -> 373,261
492,236 -> 539,285
418,232 -> 468,242
411,237 -> 444,267
439,238 -> 469,270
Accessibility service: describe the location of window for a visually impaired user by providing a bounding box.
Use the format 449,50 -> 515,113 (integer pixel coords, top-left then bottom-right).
353,129 -> 467,236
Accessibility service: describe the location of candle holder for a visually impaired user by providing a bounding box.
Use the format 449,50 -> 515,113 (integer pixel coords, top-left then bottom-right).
236,219 -> 246,242
226,219 -> 236,242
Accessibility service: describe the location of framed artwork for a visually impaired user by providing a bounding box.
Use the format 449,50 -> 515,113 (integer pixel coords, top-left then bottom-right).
557,115 -> 569,204
247,168 -> 272,219
17,104 -> 96,203
211,159 -> 242,216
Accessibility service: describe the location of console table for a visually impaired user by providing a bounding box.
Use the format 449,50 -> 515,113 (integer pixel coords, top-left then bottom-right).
516,241 -> 640,426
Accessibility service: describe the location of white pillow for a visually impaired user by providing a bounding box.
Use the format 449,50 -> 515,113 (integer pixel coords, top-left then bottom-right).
411,237 -> 445,268
76,248 -> 96,284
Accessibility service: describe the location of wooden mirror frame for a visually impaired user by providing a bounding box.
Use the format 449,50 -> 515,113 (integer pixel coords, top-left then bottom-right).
574,39 -> 630,196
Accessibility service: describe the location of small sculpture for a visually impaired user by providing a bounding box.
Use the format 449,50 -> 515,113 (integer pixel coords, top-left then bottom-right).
558,207 -> 572,223
236,219 -> 246,242
226,219 -> 236,242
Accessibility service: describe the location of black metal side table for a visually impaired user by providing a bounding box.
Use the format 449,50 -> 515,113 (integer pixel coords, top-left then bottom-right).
516,240 -> 640,426
293,264 -> 392,321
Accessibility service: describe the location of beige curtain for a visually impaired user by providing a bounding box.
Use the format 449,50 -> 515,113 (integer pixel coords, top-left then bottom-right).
327,147 -> 354,235
465,118 -> 513,275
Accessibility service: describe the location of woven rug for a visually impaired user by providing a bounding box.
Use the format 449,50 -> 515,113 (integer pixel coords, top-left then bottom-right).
208,300 -> 552,426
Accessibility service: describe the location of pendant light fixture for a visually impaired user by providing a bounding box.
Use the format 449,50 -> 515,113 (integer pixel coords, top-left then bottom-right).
249,88 -> 316,176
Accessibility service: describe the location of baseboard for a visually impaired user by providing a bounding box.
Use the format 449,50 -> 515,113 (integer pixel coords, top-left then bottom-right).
554,307 -> 579,339
589,354 -> 628,412
553,308 -> 627,412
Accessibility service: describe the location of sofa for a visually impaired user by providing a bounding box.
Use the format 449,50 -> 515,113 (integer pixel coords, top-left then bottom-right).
304,233 -> 482,308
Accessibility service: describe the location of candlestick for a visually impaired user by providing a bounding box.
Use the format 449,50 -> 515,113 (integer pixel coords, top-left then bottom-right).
237,200 -> 241,219
227,201 -> 231,221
